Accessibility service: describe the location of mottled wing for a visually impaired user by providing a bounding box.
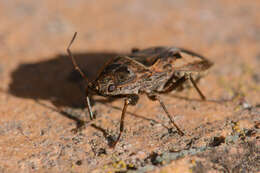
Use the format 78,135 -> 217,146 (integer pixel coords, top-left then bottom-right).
173,60 -> 213,72
129,47 -> 182,67
97,56 -> 149,86
172,48 -> 213,72
129,46 -> 213,72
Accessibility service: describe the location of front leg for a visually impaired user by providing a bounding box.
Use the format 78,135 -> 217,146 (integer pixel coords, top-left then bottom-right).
111,95 -> 139,148
85,88 -> 95,120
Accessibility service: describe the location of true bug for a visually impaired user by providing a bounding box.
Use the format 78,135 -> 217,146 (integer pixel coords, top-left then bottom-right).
67,32 -> 213,147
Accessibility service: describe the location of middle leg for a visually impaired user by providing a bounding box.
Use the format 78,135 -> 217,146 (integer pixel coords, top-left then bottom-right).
147,94 -> 184,136
111,95 -> 139,148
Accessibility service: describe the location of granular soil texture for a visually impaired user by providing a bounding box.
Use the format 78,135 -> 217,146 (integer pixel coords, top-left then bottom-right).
0,0 -> 259,172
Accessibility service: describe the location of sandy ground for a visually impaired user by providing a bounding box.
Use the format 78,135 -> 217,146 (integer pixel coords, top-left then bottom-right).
0,0 -> 259,172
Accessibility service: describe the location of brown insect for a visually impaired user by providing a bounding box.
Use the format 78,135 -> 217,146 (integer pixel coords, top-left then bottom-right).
67,32 -> 213,147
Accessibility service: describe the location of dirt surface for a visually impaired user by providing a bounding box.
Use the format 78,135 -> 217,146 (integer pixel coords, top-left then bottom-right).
0,0 -> 260,172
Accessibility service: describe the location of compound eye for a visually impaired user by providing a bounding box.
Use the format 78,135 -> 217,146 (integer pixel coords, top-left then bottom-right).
108,84 -> 116,92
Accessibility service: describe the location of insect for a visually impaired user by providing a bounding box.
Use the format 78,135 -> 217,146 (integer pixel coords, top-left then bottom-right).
67,32 -> 213,147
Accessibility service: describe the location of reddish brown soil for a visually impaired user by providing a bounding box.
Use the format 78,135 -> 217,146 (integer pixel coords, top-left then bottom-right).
0,0 -> 259,172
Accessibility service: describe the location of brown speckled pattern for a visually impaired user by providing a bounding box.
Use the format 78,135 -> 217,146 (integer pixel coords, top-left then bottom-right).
0,0 -> 259,172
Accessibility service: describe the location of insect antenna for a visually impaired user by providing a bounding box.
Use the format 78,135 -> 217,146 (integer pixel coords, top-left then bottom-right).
67,32 -> 89,83
67,32 -> 94,120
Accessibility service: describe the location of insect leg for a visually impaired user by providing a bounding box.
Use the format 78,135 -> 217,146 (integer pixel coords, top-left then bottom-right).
111,95 -> 139,147
85,88 -> 94,120
189,74 -> 206,100
148,95 -> 184,136
111,98 -> 130,147
161,75 -> 188,93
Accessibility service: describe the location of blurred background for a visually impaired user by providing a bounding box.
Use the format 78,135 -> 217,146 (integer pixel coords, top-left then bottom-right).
0,0 -> 259,172
2,0 -> 259,107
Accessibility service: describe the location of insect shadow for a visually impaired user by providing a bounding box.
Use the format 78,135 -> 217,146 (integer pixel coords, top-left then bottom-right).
8,52 -> 167,132
8,52 -> 118,108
